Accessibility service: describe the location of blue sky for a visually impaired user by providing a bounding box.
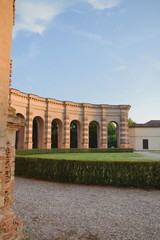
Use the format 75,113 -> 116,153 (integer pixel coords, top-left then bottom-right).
12,0 -> 160,123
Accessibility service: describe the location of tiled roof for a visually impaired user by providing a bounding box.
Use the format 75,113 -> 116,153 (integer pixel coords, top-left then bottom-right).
146,120 -> 160,125
129,120 -> 160,128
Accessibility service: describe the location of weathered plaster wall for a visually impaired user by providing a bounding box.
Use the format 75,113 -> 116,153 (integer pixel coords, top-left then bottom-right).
129,127 -> 160,151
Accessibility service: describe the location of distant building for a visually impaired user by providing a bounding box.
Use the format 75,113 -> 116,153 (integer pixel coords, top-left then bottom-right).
129,120 -> 160,151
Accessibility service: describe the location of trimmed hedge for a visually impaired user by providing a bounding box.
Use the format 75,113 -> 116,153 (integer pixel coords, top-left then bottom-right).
16,148 -> 133,155
15,156 -> 160,189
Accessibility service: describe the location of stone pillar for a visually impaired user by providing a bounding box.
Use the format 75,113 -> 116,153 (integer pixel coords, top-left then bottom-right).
63,103 -> 70,148
23,124 -> 27,149
0,108 -> 24,240
0,0 -> 23,239
119,106 -> 130,148
26,96 -> 33,149
82,104 -> 89,148
100,106 -> 107,148
44,100 -> 52,149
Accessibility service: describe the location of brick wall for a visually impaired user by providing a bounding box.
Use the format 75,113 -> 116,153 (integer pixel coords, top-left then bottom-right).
0,1 -> 23,239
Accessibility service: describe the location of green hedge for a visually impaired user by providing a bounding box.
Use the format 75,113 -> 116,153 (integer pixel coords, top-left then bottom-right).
16,148 -> 133,155
15,156 -> 160,189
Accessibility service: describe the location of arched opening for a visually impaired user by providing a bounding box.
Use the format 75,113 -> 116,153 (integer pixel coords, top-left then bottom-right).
51,119 -> 58,148
32,116 -> 44,149
107,121 -> 118,148
89,121 -> 99,148
70,120 -> 80,148
15,113 -> 25,149
32,118 -> 38,149
51,119 -> 62,148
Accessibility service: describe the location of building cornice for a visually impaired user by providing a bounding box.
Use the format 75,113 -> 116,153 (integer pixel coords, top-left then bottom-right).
10,88 -> 131,111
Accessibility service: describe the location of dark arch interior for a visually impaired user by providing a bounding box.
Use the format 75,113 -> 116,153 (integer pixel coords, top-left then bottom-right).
70,120 -> 78,148
51,119 -> 58,148
32,118 -> 38,149
89,121 -> 98,148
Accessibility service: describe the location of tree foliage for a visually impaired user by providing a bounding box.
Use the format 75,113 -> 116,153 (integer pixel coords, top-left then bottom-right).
108,122 -> 116,135
108,122 -> 117,148
128,118 -> 136,126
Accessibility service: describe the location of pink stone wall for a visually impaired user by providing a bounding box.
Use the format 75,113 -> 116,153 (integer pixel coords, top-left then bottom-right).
11,89 -> 131,149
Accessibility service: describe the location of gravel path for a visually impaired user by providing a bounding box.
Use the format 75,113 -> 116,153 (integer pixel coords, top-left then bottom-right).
13,177 -> 160,240
135,151 -> 160,160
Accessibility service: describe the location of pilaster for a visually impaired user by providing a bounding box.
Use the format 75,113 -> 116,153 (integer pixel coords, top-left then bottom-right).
82,104 -> 89,148
25,96 -> 33,149
100,106 -> 107,148
44,100 -> 52,149
63,103 -> 70,148
119,106 -> 130,148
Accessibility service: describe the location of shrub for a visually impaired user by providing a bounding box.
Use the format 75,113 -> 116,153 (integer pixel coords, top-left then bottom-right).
15,156 -> 160,189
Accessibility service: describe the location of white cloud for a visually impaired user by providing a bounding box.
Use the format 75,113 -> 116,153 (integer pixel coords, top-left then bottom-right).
109,65 -> 127,72
56,23 -> 113,46
85,0 -> 123,10
13,0 -> 67,37
73,29 -> 112,45
13,0 -> 123,37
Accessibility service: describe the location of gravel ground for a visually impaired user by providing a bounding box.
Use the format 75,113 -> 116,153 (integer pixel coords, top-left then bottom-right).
13,177 -> 160,240
135,151 -> 160,160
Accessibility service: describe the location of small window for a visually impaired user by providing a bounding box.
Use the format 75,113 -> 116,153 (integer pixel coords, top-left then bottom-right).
143,139 -> 148,149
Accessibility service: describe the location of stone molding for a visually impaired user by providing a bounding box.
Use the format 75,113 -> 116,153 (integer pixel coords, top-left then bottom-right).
11,88 -> 131,111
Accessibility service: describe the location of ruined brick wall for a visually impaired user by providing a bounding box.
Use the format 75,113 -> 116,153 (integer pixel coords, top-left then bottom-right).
0,1 -> 23,239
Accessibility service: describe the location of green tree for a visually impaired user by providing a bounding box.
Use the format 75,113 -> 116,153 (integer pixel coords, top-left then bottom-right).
108,122 -> 116,135
107,122 -> 117,148
128,118 -> 136,126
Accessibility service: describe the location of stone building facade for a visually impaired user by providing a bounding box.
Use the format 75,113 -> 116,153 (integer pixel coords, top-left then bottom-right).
10,88 -> 131,150
0,1 -> 23,239
129,121 -> 160,151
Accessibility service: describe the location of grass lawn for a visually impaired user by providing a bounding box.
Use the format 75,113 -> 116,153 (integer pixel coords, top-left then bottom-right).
21,152 -> 152,161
